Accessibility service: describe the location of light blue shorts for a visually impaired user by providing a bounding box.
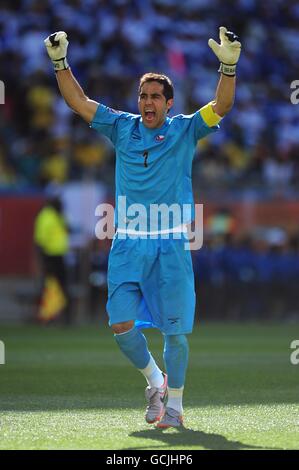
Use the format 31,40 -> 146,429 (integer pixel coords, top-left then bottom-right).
106,234 -> 196,335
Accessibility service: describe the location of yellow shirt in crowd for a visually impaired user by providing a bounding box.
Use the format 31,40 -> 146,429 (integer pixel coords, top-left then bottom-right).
34,206 -> 69,256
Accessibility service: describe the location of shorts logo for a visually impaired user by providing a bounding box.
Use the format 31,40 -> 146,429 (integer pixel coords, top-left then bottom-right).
168,317 -> 179,325
155,135 -> 165,142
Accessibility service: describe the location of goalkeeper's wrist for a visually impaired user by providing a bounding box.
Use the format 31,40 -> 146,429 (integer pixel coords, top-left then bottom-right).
52,57 -> 69,72
218,62 -> 236,77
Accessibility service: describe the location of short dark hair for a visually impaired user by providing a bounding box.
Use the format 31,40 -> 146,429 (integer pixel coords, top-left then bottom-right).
139,73 -> 174,102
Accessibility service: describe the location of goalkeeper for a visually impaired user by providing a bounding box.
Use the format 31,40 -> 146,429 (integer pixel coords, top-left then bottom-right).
44,27 -> 241,428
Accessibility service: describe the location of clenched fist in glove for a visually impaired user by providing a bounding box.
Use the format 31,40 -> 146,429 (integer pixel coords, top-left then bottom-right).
208,26 -> 241,76
44,31 -> 69,72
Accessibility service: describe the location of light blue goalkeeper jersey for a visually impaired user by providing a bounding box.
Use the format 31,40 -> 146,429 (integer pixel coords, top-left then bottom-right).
90,104 -> 218,231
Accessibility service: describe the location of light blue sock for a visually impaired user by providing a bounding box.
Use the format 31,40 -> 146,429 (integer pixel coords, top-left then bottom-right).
163,334 -> 189,388
114,326 -> 151,369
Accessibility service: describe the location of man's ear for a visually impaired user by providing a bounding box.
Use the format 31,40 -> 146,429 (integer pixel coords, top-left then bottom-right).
166,98 -> 174,113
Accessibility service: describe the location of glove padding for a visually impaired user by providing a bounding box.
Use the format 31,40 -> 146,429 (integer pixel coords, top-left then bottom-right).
44,31 -> 69,72
208,26 -> 241,76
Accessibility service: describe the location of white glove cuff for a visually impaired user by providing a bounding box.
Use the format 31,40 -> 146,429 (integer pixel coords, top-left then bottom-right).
53,57 -> 69,72
218,63 -> 236,76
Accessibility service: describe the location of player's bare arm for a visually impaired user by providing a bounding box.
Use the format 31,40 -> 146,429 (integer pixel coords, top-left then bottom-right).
211,73 -> 236,117
56,68 -> 98,123
208,26 -> 241,117
44,31 -> 98,123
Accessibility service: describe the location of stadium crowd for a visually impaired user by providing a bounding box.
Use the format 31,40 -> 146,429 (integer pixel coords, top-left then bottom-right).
1,0 -> 299,194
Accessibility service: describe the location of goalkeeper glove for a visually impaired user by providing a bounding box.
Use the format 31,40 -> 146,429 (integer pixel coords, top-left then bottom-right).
44,31 -> 69,72
208,26 -> 241,76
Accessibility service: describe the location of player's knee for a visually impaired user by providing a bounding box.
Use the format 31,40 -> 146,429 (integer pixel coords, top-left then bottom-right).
111,320 -> 135,335
165,334 -> 188,348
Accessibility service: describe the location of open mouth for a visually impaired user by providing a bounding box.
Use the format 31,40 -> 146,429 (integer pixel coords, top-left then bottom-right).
144,111 -> 156,122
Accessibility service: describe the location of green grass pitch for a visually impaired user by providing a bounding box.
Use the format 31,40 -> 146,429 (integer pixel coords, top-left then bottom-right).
0,322 -> 298,450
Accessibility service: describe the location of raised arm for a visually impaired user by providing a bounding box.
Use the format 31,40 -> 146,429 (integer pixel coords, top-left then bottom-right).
208,27 -> 241,117
212,73 -> 236,117
55,68 -> 98,123
44,32 -> 98,123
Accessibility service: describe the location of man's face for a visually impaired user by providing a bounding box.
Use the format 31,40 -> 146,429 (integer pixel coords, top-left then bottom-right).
138,81 -> 173,129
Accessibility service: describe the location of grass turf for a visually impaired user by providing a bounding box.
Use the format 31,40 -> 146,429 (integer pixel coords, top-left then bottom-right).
0,322 -> 298,450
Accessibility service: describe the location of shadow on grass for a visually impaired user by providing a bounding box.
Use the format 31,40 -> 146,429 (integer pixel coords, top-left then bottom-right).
125,427 -> 279,451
